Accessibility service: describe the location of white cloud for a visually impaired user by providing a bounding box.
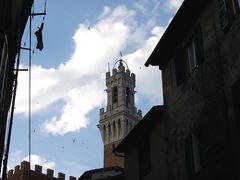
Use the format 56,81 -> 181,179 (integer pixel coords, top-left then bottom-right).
23,154 -> 56,169
166,0 -> 184,11
15,5 -> 164,135
8,150 -> 23,170
8,151 -> 55,171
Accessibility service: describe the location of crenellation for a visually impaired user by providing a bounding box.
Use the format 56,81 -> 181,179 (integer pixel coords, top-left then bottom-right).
69,176 -> 76,180
14,165 -> 20,172
100,108 -> 104,115
126,69 -> 130,76
8,169 -> 14,178
130,73 -> 135,80
112,68 -> 117,75
47,168 -> 54,177
7,161 -> 76,180
58,172 -> 65,180
35,164 -> 42,174
138,109 -> 142,118
21,161 -> 30,171
106,71 -> 110,78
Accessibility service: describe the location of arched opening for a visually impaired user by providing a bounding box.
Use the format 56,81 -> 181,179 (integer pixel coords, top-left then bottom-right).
112,86 -> 118,103
103,125 -> 106,142
113,121 -> 116,141
126,87 -> 130,106
129,122 -> 133,131
126,119 -> 129,134
118,119 -> 121,138
108,123 -> 111,143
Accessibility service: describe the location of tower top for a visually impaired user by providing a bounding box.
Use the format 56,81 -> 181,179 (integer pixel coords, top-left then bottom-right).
113,59 -> 129,71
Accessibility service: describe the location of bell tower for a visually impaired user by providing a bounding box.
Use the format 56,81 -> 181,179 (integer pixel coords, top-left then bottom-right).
98,59 -> 142,168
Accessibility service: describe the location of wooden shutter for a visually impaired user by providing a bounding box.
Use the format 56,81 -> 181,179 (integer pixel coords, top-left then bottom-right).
218,0 -> 230,31
234,0 -> 240,13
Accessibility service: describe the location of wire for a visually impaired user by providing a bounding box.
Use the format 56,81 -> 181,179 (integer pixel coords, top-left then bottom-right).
28,8 -> 32,180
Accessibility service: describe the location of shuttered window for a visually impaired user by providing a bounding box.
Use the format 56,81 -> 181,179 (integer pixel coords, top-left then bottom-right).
174,24 -> 204,86
233,0 -> 240,14
185,131 -> 203,178
218,0 -> 230,31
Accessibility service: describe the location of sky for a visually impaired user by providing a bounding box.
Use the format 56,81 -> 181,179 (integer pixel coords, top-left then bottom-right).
8,0 -> 183,178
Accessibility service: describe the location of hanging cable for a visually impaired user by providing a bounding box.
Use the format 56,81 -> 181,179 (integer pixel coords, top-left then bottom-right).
28,7 -> 32,180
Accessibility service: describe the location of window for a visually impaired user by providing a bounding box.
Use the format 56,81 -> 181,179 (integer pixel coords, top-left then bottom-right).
126,87 -> 130,106
218,0 -> 230,31
113,121 -> 116,141
112,86 -> 118,103
174,24 -> 204,86
185,127 -> 205,178
118,119 -> 121,138
138,134 -> 151,178
103,125 -> 106,142
233,0 -> 240,14
108,123 -> 111,143
187,40 -> 197,73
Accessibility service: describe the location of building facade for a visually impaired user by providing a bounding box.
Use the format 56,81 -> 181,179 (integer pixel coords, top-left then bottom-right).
115,106 -> 167,180
145,0 -> 240,179
0,0 -> 33,176
98,60 -> 142,168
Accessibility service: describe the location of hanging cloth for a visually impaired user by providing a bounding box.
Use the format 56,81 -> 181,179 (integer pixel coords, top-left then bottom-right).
34,22 -> 44,51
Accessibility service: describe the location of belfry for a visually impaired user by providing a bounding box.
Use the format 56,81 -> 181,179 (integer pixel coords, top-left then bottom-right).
98,59 -> 142,168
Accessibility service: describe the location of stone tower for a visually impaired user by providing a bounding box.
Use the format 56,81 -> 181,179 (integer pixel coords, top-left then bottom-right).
98,59 -> 142,168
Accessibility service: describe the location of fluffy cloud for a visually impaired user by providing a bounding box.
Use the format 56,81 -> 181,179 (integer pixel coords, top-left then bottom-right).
166,0 -> 184,11
23,154 -> 56,169
8,151 -> 55,170
15,5 -> 164,135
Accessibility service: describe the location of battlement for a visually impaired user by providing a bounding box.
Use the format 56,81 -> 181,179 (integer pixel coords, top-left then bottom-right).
99,105 -> 142,119
7,161 -> 76,180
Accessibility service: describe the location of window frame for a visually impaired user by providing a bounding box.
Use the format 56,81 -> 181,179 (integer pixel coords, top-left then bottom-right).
232,0 -> 240,14
218,0 -> 230,31
187,39 -> 198,73
112,86 -> 118,104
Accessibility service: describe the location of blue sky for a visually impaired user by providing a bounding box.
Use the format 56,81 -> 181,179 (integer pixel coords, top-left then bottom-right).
8,0 -> 183,178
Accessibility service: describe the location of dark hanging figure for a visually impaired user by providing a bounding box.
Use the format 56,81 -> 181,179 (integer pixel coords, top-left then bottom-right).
34,22 -> 44,51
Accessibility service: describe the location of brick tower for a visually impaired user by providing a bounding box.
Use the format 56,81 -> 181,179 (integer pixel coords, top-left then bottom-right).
98,59 -> 142,168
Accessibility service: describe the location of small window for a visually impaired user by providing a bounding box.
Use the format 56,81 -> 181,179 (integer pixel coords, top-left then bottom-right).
113,121 -> 116,141
218,0 -> 230,31
126,87 -> 130,106
138,134 -> 151,178
187,39 -> 197,73
112,86 -> 118,103
118,119 -> 121,138
103,125 -> 106,142
174,24 -> 204,86
185,129 -> 204,178
233,0 -> 240,14
108,123 -> 111,143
